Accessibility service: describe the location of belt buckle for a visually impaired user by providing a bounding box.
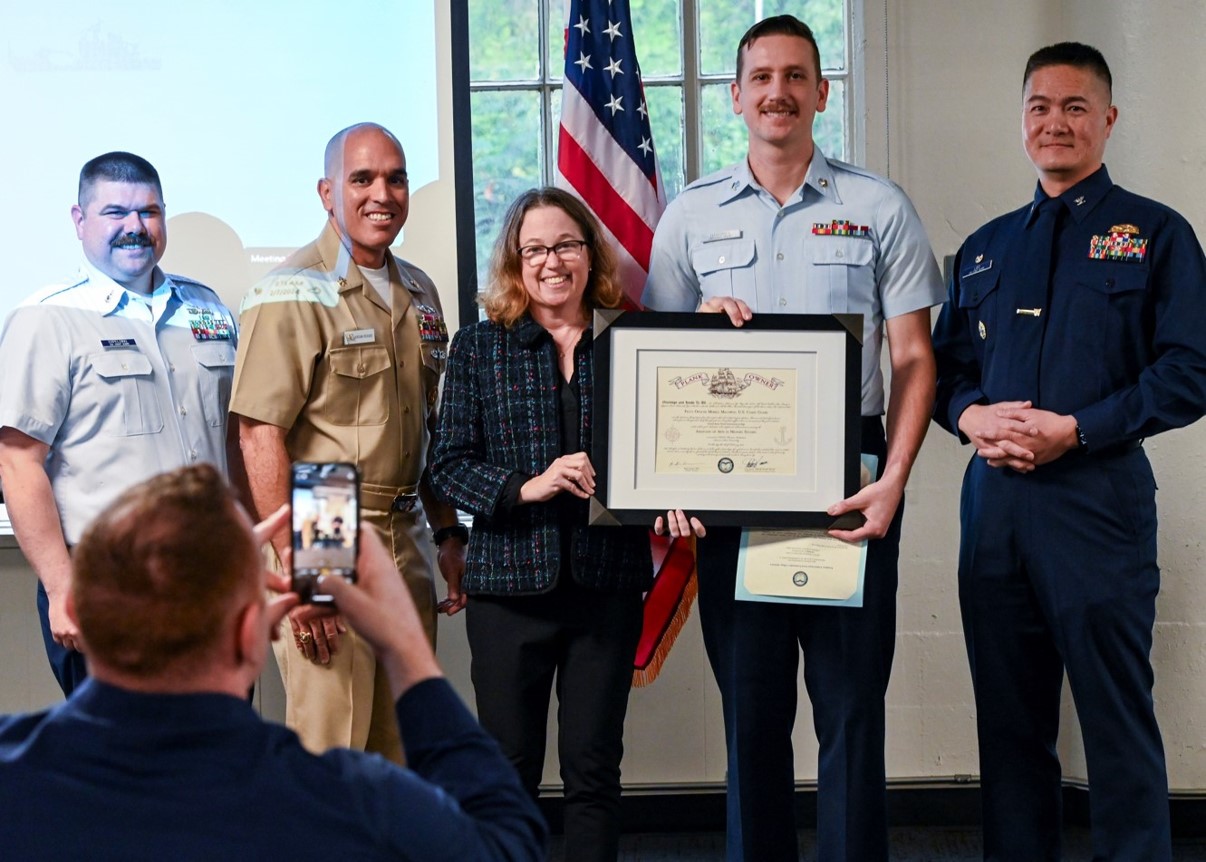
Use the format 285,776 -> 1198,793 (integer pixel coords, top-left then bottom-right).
391,493 -> 418,513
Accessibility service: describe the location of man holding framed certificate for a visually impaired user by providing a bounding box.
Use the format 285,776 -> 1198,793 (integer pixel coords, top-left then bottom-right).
642,15 -> 944,862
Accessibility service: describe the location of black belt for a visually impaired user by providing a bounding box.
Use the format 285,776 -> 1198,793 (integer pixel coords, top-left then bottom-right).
361,485 -> 420,513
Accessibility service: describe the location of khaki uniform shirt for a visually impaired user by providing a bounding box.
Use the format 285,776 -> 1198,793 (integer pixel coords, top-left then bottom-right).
230,223 -> 448,505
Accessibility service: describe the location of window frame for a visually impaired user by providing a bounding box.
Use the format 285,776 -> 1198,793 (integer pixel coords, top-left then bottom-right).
451,0 -> 858,324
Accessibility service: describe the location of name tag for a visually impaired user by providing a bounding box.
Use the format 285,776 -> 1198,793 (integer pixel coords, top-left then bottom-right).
964,260 -> 993,277
100,339 -> 137,349
703,230 -> 743,242
343,328 -> 376,346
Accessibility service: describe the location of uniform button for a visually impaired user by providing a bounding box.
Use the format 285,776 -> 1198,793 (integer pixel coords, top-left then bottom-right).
357,362 -> 366,373
404,405 -> 411,414
819,178 -> 829,187
404,450 -> 411,458
190,449 -> 198,461
779,297 -> 788,307
120,363 -> 129,371
776,253 -> 784,261
179,406 -> 188,416
718,256 -> 726,264
398,359 -> 405,367
169,363 -> 176,372
835,250 -> 844,258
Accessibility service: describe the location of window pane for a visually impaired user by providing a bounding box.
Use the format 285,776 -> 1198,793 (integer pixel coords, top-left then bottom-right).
631,0 -> 683,78
471,90 -> 543,289
646,85 -> 685,199
698,79 -> 846,175
814,78 -> 845,160
549,0 -> 683,82
547,2 -> 564,83
470,0 -> 540,81
699,0 -> 846,76
698,83 -> 744,175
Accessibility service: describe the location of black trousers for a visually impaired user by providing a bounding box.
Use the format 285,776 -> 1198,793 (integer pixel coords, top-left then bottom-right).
467,576 -> 643,862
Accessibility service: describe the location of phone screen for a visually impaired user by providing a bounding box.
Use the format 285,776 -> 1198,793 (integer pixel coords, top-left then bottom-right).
290,462 -> 360,603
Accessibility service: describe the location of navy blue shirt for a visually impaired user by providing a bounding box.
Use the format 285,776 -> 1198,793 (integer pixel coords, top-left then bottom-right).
933,166 -> 1206,450
0,678 -> 546,861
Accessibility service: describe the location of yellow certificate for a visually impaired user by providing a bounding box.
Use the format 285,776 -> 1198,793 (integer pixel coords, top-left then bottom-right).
738,529 -> 865,603
734,454 -> 876,606
655,366 -> 797,476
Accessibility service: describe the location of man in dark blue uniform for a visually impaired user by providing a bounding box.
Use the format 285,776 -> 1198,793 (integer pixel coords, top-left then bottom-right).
933,42 -> 1206,861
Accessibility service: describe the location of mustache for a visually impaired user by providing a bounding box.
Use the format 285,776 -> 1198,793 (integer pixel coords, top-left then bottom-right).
111,233 -> 152,249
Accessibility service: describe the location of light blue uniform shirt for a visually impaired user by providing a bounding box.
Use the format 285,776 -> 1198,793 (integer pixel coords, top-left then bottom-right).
0,264 -> 237,543
642,151 -> 945,416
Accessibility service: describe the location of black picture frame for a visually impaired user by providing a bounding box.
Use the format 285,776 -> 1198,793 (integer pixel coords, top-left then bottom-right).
590,310 -> 864,530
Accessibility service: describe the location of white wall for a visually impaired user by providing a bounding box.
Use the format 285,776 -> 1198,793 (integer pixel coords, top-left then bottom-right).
1,0 -> 1202,796
885,0 -> 1206,790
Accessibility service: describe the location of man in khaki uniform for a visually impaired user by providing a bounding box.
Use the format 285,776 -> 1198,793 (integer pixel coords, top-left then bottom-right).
231,123 -> 466,762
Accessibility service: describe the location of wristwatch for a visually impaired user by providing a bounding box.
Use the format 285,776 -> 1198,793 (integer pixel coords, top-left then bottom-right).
432,524 -> 469,546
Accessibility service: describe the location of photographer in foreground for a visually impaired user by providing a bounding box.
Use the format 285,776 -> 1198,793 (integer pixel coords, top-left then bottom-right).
0,464 -> 545,862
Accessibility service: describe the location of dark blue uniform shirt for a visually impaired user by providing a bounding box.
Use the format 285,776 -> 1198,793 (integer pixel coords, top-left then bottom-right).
0,677 -> 546,861
934,165 -> 1206,449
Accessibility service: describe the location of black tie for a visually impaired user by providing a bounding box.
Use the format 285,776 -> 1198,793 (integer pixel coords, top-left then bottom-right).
1010,195 -> 1061,401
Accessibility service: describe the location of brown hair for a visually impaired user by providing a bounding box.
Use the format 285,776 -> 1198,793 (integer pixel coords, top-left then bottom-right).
481,187 -> 623,327
72,464 -> 259,677
735,15 -> 822,82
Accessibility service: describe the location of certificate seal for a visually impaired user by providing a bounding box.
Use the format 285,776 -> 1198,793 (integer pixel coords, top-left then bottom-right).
717,457 -> 734,473
792,571 -> 809,587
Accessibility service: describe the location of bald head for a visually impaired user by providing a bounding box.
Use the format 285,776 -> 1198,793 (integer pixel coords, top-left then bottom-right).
318,122 -> 410,268
323,123 -> 404,179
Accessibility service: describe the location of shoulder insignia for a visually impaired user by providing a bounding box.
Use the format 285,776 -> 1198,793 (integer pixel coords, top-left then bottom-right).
239,271 -> 341,312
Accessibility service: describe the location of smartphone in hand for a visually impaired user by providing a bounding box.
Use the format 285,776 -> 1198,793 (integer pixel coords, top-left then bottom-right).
290,462 -> 360,603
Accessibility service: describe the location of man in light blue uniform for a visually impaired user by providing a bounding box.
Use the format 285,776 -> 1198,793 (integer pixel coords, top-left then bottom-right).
0,152 -> 239,696
643,16 -> 944,862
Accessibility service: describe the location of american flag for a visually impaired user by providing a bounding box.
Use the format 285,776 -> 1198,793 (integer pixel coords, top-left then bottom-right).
556,0 -> 695,686
555,0 -> 666,304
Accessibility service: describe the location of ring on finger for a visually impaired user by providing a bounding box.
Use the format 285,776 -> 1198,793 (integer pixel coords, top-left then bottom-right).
297,630 -> 313,644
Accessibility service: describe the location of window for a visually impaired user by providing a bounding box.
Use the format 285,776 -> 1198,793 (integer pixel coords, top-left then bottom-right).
454,0 -> 852,310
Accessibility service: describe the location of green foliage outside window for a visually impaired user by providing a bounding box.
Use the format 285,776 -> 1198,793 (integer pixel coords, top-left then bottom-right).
466,0 -> 848,290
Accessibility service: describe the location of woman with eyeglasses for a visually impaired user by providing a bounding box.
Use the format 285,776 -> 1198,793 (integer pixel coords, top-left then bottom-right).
430,187 -> 653,861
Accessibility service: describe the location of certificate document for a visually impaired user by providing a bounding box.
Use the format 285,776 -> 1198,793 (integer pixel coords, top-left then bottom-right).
655,366 -> 797,476
590,310 -> 863,529
734,454 -> 877,607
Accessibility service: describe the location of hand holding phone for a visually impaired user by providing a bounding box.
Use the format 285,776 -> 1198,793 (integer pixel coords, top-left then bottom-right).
290,462 -> 360,603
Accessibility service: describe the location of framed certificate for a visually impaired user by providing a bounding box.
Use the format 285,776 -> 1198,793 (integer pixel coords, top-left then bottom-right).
590,310 -> 864,529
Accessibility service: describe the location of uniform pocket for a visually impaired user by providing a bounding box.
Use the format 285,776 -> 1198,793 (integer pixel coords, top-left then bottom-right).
956,267 -> 1002,360
191,342 -> 236,428
690,237 -> 757,305
1075,266 -> 1148,357
90,351 -> 164,436
811,237 -> 873,312
327,345 -> 392,426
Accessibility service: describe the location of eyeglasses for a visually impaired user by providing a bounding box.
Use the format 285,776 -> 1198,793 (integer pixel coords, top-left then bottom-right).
518,239 -> 588,266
